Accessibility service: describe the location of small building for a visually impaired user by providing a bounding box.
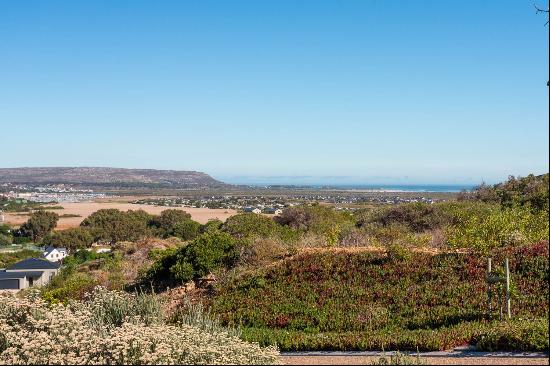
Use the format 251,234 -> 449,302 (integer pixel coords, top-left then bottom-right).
43,246 -> 68,262
86,244 -> 112,254
243,207 -> 262,214
264,208 -> 283,215
0,258 -> 60,291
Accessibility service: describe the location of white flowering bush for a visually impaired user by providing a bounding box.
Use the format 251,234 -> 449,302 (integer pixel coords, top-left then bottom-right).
0,288 -> 280,365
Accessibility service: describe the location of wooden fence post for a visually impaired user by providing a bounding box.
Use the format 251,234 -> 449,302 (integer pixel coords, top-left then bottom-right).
487,258 -> 492,318
505,258 -> 511,319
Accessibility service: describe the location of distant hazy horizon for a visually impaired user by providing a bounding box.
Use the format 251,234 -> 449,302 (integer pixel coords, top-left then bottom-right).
1,1 -> 548,182
217,174 -> 505,187
0,165 -> 546,187
218,176 -> 477,192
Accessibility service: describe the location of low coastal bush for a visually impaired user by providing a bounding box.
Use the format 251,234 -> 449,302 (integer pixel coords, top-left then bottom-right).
446,206 -> 549,252
475,318 -> 549,352
170,297 -> 242,338
143,231 -> 238,286
0,287 -> 280,365
240,319 -> 549,352
0,249 -> 42,268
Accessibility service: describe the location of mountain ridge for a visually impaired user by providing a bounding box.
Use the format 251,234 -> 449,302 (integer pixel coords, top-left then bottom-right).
0,167 -> 227,189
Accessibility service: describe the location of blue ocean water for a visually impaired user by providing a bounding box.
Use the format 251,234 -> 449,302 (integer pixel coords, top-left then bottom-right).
317,184 -> 475,192
241,183 -> 476,193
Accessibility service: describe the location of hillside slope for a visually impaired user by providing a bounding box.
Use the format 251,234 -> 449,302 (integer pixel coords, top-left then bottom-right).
211,242 -> 549,351
0,167 -> 227,189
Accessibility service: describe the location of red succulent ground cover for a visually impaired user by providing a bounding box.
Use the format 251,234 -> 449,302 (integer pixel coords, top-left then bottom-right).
211,241 -> 549,351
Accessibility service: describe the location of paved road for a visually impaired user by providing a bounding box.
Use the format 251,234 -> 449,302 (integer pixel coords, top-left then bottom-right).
281,349 -> 550,365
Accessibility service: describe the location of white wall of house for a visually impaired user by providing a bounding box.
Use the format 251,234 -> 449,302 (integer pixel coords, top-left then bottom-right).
44,249 -> 68,262
6,268 -> 59,287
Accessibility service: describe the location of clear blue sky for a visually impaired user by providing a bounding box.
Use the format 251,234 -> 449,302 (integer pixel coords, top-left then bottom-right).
0,0 -> 548,185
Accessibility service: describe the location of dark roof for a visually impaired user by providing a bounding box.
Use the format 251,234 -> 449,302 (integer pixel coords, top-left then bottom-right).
0,271 -> 44,279
7,258 -> 60,270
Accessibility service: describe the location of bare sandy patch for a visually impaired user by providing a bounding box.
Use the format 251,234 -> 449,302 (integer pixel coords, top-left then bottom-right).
282,355 -> 549,365
3,201 -> 237,229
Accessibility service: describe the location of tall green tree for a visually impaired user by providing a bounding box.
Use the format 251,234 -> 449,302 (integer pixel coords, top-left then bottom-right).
81,209 -> 152,244
43,227 -> 94,252
19,210 -> 59,242
151,209 -> 192,236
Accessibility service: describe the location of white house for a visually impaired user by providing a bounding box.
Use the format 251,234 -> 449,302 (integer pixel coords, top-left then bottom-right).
243,207 -> 262,214
43,246 -> 68,262
0,258 -> 60,291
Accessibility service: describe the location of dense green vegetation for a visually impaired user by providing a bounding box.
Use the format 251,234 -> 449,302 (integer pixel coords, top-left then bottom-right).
0,224 -> 12,246
42,250 -> 124,302
0,248 -> 42,268
143,231 -> 238,286
17,210 -> 59,242
211,242 -> 548,351
458,173 -> 549,211
81,208 -> 154,243
43,227 -> 95,250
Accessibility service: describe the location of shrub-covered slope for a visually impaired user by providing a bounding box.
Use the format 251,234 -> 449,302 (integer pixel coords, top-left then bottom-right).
211,242 -> 549,351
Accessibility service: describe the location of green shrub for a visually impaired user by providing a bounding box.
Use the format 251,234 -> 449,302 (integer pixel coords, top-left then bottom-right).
42,272 -> 97,303
0,249 -> 42,268
475,318 -> 549,352
184,231 -> 238,279
386,244 -> 412,262
201,219 -> 223,233
18,210 -> 59,242
358,201 -> 496,236
12,236 -> 31,244
172,219 -> 201,241
363,202 -> 445,232
223,213 -> 281,240
170,297 -> 241,337
143,231 -> 238,286
0,224 -> 12,236
0,233 -> 12,246
459,174 -> 549,212
169,260 -> 194,282
276,204 -> 355,236
85,287 -> 164,327
81,209 -> 152,243
447,206 -> 549,252
43,227 -> 94,251
150,209 -> 192,237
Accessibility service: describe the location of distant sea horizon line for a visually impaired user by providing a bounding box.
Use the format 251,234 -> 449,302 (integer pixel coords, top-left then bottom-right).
229,183 -> 476,193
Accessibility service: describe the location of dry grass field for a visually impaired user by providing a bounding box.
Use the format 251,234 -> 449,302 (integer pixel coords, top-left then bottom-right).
3,199 -> 237,229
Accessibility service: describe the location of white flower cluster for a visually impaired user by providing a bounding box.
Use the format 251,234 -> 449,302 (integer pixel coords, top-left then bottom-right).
0,288 -> 280,365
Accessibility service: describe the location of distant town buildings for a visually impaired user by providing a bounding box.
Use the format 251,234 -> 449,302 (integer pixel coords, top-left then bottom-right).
131,193 -> 442,212
0,183 -> 108,203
